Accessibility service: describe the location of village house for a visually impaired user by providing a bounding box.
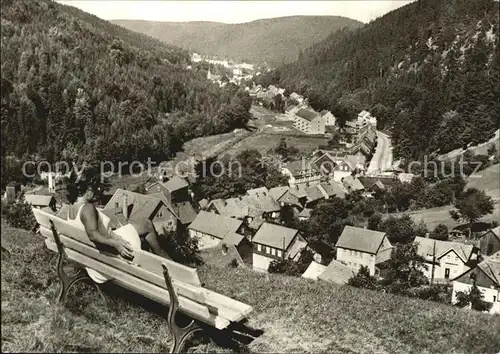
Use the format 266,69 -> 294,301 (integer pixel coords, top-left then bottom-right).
293,108 -> 325,135
24,194 -> 57,212
145,175 -> 197,226
281,160 -> 322,186
317,259 -> 356,285
146,176 -> 190,204
357,110 -> 377,128
342,176 -> 365,193
206,190 -> 281,223
414,236 -> 478,281
298,208 -> 313,221
310,150 -> 365,181
478,226 -> 500,256
252,222 -> 308,272
188,210 -> 246,250
289,92 -> 304,104
104,189 -> 178,232
451,252 -> 500,314
268,186 -> 303,211
357,176 -> 387,197
335,226 -> 393,276
320,110 -> 336,126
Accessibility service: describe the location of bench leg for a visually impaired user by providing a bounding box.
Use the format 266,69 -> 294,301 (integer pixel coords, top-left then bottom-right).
50,221 -> 105,304
162,264 -> 209,354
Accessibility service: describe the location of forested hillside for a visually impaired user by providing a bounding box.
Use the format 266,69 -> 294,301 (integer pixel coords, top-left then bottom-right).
1,0 -> 252,186
257,0 -> 499,160
111,16 -> 363,66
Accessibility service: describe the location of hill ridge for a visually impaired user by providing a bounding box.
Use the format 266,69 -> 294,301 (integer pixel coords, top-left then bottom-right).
111,16 -> 363,65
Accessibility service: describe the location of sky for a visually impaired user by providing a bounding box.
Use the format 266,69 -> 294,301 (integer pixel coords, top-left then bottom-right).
56,1 -> 415,24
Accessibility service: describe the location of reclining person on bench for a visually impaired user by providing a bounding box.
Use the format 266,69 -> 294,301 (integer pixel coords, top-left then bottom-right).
65,178 -> 170,283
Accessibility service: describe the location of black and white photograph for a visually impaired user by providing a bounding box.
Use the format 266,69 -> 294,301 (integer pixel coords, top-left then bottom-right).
1,0 -> 499,352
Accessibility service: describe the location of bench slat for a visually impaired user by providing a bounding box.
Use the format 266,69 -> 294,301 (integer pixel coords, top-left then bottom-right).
42,227 -> 206,304
33,208 -> 201,287
41,226 -> 252,322
45,239 -> 230,330
40,226 -> 252,321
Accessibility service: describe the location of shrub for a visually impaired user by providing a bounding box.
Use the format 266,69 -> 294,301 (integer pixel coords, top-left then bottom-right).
348,266 -> 378,290
228,259 -> 239,268
1,194 -> 37,231
158,228 -> 203,267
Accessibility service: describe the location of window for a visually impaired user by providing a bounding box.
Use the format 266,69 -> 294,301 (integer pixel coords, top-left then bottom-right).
115,202 -> 119,208
158,210 -> 163,218
487,243 -> 493,255
257,244 -> 262,252
157,186 -> 161,192
277,250 -> 282,258
271,248 -> 275,256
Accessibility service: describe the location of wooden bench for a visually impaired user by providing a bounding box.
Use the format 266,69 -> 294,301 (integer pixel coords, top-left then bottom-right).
31,208 -> 253,353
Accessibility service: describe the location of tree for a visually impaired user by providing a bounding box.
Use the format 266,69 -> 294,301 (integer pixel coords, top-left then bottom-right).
430,224 -> 449,241
450,188 -> 494,237
455,284 -> 491,312
378,214 -> 427,244
367,212 -> 382,230
348,266 -> 378,290
382,243 -> 428,292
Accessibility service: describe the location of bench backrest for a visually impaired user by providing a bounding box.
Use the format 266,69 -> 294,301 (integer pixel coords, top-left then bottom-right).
32,207 -> 252,329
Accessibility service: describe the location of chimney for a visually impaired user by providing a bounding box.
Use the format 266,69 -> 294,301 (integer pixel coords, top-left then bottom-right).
122,193 -> 128,221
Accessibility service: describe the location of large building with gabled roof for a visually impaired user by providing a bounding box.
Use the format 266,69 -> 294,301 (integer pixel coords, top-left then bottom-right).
335,225 -> 393,276
252,222 -> 308,272
293,108 -> 325,135
414,236 -> 478,281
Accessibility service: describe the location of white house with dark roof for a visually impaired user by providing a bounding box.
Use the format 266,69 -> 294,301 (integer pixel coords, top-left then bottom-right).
414,236 -> 478,281
188,210 -> 245,250
252,222 -> 308,272
336,226 -> 393,276
320,110 -> 336,126
293,108 -> 325,135
451,252 -> 500,314
281,160 -> 322,186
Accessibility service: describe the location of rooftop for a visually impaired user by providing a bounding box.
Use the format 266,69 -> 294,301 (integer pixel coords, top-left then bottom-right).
253,222 -> 299,250
295,108 -> 320,122
162,176 -> 189,192
318,259 -> 355,285
301,261 -> 327,280
336,225 -> 388,254
414,237 -> 475,263
188,211 -> 243,239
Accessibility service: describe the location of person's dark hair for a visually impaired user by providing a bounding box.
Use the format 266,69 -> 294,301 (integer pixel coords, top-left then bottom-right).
66,167 -> 103,204
66,180 -> 89,204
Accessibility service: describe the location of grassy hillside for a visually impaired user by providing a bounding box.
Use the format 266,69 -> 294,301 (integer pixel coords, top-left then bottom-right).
111,16 -> 363,66
467,163 -> 500,199
2,224 -> 500,353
